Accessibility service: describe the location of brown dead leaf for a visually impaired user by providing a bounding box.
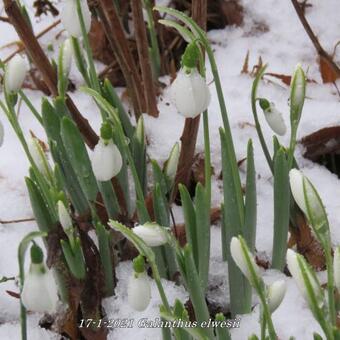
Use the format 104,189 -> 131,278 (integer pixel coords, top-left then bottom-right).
265,72 -> 292,86
319,55 -> 339,83
241,50 -> 249,74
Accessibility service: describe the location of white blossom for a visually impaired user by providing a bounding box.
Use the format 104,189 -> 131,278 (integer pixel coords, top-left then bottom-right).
263,103 -> 287,136
61,38 -> 73,76
61,0 -> 92,38
28,136 -> 50,176
127,271 -> 151,311
57,201 -> 72,230
21,263 -> 59,313
267,279 -> 286,313
4,54 -> 28,93
170,68 -> 210,118
164,142 -> 180,181
133,222 -> 168,247
91,139 -> 122,181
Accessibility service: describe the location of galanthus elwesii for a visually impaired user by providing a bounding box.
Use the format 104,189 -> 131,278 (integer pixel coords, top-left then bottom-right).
28,136 -> 51,177
267,279 -> 286,313
60,0 -> 92,38
164,142 -> 181,182
4,54 -> 28,93
170,42 -> 210,118
128,255 -> 151,311
57,200 -> 72,231
259,98 -> 287,136
61,38 -> 73,77
133,222 -> 168,247
230,236 -> 260,285
91,121 -> 123,182
21,243 -> 59,314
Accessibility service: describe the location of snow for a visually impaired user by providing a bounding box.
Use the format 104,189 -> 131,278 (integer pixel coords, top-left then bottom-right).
1,0 -> 340,339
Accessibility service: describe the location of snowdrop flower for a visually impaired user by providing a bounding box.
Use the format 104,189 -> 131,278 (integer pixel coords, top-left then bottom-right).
60,38 -> 73,76
128,255 -> 151,311
57,200 -> 72,231
230,236 -> 260,285
286,249 -> 323,308
290,64 -> 306,125
289,169 -> 328,240
21,244 -> 58,313
334,247 -> 340,291
128,271 -> 151,311
164,142 -> 180,182
259,99 -> 286,136
61,0 -> 92,38
267,279 -> 286,313
28,136 -> 50,176
170,68 -> 210,118
133,222 -> 168,247
4,54 -> 28,93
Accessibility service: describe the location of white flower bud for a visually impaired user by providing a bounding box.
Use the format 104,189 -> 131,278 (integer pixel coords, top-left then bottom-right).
61,38 -> 73,76
230,236 -> 260,285
21,263 -> 59,313
289,169 -> 307,215
267,279 -> 286,313
133,222 -> 168,247
91,139 -> 123,181
170,68 -> 210,118
164,142 -> 181,181
61,0 -> 92,38
286,249 -> 323,308
0,120 -> 4,147
263,103 -> 287,136
28,136 -> 50,176
334,247 -> 340,291
57,201 -> 72,230
290,64 -> 306,125
4,54 -> 28,93
128,271 -> 151,311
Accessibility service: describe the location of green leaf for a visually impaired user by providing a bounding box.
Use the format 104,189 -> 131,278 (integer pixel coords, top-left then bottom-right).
158,19 -> 195,43
244,139 -> 257,252
61,238 -> 86,280
60,116 -> 98,202
42,98 -> 61,141
272,148 -> 290,270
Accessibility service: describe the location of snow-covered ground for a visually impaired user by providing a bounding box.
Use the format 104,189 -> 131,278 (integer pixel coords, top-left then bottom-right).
1,0 -> 340,339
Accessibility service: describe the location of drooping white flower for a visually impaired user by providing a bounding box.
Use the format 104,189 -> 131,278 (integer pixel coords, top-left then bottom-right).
4,54 -> 28,93
267,279 -> 286,313
289,169 -> 307,214
133,222 -> 168,247
57,201 -> 72,230
0,120 -> 4,147
91,139 -> 122,181
230,236 -> 260,285
128,271 -> 151,311
262,102 -> 287,136
60,0 -> 92,38
164,142 -> 180,182
61,38 -> 73,76
28,136 -> 50,176
21,263 -> 59,314
170,68 -> 210,118
334,247 -> 340,291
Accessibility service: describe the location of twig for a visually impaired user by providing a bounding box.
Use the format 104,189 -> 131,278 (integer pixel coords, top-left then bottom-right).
131,0 -> 159,117
0,217 -> 35,224
3,19 -> 61,64
291,0 -> 340,78
171,0 -> 207,201
4,0 -> 99,149
96,0 -> 146,119
0,15 -> 10,23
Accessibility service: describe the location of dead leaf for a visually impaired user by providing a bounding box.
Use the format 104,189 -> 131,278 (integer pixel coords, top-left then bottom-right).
319,55 -> 339,83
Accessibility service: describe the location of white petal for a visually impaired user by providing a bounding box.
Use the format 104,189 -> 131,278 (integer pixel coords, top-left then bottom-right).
58,201 -> 72,230
170,68 -> 210,118
165,142 -> 180,181
21,264 -> 59,313
264,105 -> 286,136
91,140 -> 122,181
267,279 -> 286,313
28,137 -> 46,175
286,249 -> 307,299
61,0 -> 91,38
289,169 -> 307,215
5,55 -> 28,93
133,223 -> 168,247
128,272 -> 151,311
62,38 -> 73,76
